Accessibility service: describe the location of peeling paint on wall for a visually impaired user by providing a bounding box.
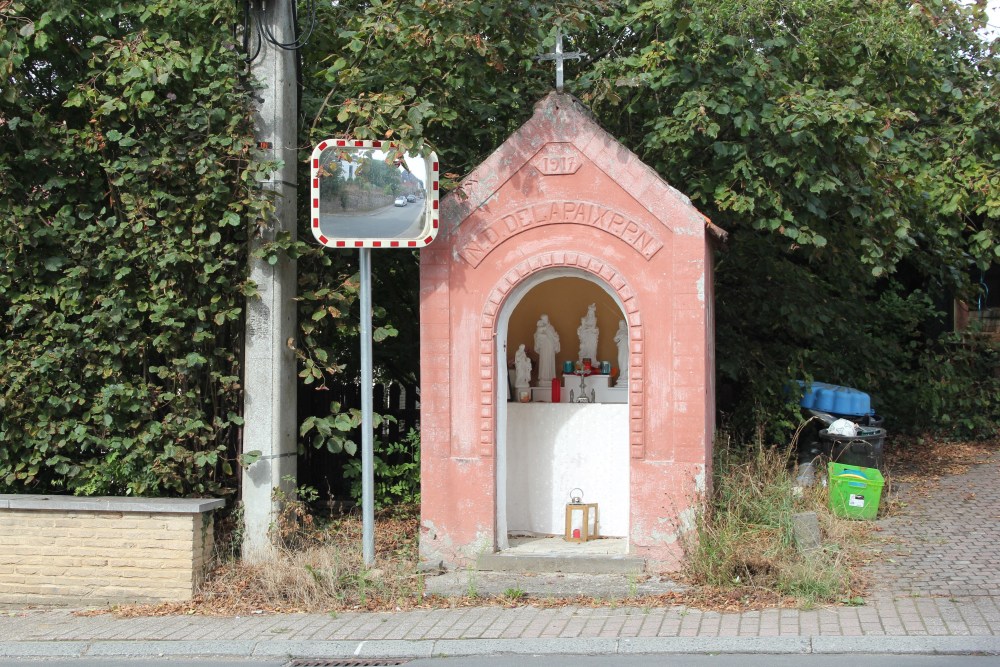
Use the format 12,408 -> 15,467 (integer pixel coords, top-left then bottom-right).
693,465 -> 707,494
648,506 -> 698,546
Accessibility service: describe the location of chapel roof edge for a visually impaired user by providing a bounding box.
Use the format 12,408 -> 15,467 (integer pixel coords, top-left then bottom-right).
441,92 -> 711,237
533,90 -> 599,123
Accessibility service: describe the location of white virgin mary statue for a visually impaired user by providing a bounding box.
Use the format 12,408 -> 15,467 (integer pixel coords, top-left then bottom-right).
614,319 -> 628,387
514,344 -> 532,388
533,314 -> 560,385
577,303 -> 598,362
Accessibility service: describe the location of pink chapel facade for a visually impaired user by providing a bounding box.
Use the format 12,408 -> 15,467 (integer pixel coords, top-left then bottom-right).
418,93 -> 724,571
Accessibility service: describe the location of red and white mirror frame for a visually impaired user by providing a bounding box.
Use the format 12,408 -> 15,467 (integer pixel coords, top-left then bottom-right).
309,139 -> 439,248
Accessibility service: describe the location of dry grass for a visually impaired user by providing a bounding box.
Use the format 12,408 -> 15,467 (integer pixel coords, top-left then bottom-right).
681,437 -> 872,606
213,505 -> 423,612
106,504 -> 426,617
95,433 -> 998,618
801,473 -> 877,597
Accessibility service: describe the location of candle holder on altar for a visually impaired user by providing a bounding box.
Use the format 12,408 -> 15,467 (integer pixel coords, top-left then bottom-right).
564,488 -> 599,543
569,372 -> 596,403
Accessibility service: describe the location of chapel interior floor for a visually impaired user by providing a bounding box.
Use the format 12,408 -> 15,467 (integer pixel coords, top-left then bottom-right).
505,535 -> 628,556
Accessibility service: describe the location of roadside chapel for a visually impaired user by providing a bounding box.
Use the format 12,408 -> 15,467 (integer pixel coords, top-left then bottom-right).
419,92 -> 724,572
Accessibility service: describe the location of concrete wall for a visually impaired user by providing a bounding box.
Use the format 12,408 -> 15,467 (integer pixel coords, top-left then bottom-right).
0,496 -> 222,605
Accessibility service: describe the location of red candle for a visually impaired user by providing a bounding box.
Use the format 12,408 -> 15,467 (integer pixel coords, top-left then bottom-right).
551,377 -> 561,403
573,528 -> 581,538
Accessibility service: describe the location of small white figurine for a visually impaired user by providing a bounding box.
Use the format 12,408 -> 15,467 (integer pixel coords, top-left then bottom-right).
577,303 -> 598,362
514,344 -> 532,388
533,314 -> 560,385
614,319 -> 628,387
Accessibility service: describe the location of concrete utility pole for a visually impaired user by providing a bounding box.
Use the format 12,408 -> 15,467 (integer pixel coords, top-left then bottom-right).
241,0 -> 298,562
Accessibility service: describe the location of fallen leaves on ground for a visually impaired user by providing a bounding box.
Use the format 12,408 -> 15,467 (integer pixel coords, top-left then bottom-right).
886,434 -> 998,485
80,587 -> 805,619
75,434 -> 997,620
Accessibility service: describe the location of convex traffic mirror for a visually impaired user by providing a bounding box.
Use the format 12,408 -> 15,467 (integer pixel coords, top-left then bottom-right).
310,139 -> 439,248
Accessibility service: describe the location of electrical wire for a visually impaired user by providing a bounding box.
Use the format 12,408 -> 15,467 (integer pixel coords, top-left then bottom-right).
238,0 -> 317,62
261,0 -> 318,50
978,270 -> 989,317
239,0 -> 262,63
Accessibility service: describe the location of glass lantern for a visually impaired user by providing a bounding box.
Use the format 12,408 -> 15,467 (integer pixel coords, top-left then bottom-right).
564,488 -> 599,543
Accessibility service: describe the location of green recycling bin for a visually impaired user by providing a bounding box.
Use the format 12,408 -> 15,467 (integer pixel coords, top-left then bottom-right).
828,462 -> 884,520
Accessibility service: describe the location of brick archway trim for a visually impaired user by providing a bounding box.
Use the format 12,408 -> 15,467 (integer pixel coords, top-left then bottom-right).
478,251 -> 645,461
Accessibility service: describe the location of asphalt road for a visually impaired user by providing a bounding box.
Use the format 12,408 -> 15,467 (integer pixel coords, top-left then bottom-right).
411,655 -> 1000,667
1,655 -> 999,666
320,202 -> 425,240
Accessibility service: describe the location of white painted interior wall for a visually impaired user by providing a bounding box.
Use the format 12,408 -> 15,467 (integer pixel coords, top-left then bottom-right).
505,403 -> 629,537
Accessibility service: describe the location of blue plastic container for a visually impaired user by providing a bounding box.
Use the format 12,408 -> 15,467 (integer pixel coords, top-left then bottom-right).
796,381 -> 872,417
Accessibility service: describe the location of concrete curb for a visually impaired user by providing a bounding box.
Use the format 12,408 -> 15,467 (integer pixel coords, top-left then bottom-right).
84,640 -> 257,657
618,637 -> 810,654
0,642 -> 90,657
1,636 -> 999,659
810,636 -> 1000,655
253,640 -> 435,659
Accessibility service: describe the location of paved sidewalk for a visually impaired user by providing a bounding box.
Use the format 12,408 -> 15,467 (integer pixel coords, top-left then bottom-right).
865,450 -> 1000,598
2,595 -> 999,659
1,455 -> 998,660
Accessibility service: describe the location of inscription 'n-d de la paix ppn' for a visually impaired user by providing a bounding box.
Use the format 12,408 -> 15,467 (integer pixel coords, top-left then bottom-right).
457,200 -> 664,267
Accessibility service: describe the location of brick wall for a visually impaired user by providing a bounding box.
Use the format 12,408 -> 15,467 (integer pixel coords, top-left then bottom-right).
0,496 -> 222,605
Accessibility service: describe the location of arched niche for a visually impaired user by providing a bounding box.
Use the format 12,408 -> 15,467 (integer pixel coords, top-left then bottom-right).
494,267 -> 632,550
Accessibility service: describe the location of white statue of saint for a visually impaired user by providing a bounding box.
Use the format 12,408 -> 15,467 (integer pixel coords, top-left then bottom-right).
577,303 -> 598,362
533,314 -> 560,385
513,344 -> 532,388
614,319 -> 628,387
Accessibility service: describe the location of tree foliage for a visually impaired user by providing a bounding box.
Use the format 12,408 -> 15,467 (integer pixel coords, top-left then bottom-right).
1,0 -> 997,503
577,0 -> 1000,434
306,0 -> 611,174
584,0 -> 999,273
0,0 -> 268,495
311,0 -> 999,439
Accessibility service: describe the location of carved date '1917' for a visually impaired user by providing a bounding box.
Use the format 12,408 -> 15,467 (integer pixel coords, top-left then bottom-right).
539,155 -> 577,175
533,148 -> 583,176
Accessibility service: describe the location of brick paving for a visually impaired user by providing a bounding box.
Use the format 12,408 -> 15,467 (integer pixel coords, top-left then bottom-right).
0,455 -> 998,655
866,452 -> 1000,598
2,595 -> 1000,642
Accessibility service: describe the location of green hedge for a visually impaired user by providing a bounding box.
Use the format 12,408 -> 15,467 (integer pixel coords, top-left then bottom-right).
0,1 -> 268,497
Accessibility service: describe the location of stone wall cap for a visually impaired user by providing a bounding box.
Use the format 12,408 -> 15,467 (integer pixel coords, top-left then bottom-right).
0,495 -> 224,514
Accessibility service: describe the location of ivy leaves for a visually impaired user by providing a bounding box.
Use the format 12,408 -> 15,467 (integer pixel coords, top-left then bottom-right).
0,0 -> 267,497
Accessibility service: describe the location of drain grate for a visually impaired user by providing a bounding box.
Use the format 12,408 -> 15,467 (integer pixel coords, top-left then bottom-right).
286,659 -> 411,667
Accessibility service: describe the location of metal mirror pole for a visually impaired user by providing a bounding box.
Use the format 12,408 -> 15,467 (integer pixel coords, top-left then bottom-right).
359,248 -> 375,566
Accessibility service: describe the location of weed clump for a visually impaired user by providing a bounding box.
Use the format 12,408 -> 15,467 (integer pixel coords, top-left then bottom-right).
683,433 -> 868,605
196,498 -> 423,614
